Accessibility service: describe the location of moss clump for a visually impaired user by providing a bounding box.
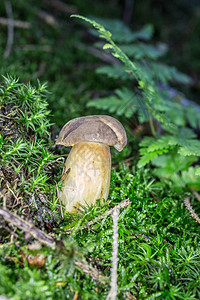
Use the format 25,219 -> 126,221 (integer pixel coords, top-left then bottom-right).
0,76 -> 61,234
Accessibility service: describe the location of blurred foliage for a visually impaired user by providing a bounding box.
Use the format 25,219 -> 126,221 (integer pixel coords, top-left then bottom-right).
75,15 -> 200,190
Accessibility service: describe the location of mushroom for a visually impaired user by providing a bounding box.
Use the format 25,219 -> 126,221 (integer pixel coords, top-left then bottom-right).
55,115 -> 127,212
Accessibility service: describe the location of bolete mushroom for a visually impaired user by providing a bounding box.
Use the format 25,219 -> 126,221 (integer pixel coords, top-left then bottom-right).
55,115 -> 127,212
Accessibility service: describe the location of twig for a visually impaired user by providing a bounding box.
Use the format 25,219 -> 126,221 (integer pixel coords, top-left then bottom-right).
44,0 -> 78,14
112,157 -> 133,168
183,197 -> 200,224
191,189 -> 200,202
87,45 -> 121,64
0,207 -> 56,247
74,261 -> 108,284
37,10 -> 58,27
3,0 -> 14,58
0,17 -> 31,29
56,184 -> 64,218
0,208 -> 109,284
123,0 -> 134,25
72,291 -> 79,300
64,199 -> 131,234
32,61 -> 47,79
106,208 -> 120,300
6,182 -> 23,208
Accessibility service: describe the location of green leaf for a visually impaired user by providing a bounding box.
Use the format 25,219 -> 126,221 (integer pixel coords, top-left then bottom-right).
96,65 -> 131,80
87,87 -> 139,118
80,17 -> 154,43
195,167 -> 200,176
120,43 -> 167,60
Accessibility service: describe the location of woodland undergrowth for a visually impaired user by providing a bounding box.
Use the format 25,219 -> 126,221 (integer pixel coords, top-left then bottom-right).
0,11 -> 200,300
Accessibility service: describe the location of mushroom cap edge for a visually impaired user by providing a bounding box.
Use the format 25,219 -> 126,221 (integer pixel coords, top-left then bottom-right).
55,115 -> 127,152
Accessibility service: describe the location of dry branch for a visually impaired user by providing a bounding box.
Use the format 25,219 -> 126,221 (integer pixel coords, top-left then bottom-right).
44,0 -> 78,14
0,207 -> 108,284
37,10 -> 58,27
3,0 -> 14,58
0,18 -> 31,29
191,189 -> 200,202
74,261 -> 108,284
106,208 -> 120,300
184,197 -> 200,224
65,198 -> 131,234
0,207 -> 56,247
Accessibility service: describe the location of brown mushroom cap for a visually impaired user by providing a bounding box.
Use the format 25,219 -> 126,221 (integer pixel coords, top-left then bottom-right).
55,115 -> 127,151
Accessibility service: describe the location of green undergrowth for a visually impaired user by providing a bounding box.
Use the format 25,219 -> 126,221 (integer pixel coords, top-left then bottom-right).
0,76 -> 62,227
0,8 -> 200,298
0,77 -> 199,299
0,164 -> 200,299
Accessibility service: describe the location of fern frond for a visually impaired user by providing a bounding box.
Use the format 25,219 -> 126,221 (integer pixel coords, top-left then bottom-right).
149,62 -> 192,85
72,15 -> 179,131
138,128 -> 200,167
120,43 -> 167,60
78,17 -> 153,43
87,88 -> 139,118
96,65 -> 130,80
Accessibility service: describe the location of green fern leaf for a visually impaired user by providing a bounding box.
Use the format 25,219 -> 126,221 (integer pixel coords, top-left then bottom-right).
195,167 -> 200,176
182,167 -> 200,189
149,62 -> 192,84
87,88 -> 139,118
138,147 -> 169,167
96,65 -> 130,80
120,43 -> 167,60
82,17 -> 153,43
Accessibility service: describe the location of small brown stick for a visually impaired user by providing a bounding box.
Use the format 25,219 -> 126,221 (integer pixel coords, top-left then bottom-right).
6,183 -> 22,208
3,0 -> 14,58
86,198 -> 130,227
65,198 -> 131,234
32,61 -> 47,79
0,208 -> 109,284
184,197 -> 200,224
113,157 -> 133,168
191,189 -> 200,202
73,291 -> 79,300
0,207 -> 56,247
37,10 -> 58,27
106,208 -> 120,300
0,17 -> 31,29
56,184 -> 64,219
44,0 -> 78,14
74,261 -> 108,284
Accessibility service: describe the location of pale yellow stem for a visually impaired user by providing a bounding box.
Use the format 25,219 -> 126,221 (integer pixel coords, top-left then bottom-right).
60,142 -> 111,212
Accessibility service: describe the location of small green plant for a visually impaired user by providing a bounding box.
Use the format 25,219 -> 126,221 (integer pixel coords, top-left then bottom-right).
0,75 -> 61,224
72,15 -> 200,190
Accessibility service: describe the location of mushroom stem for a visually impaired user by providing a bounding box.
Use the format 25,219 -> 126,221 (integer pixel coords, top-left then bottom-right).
60,142 -> 111,212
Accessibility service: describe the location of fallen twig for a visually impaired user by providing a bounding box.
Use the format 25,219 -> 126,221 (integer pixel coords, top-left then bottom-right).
65,198 -> 131,234
56,184 -> 64,219
106,208 -> 120,300
74,261 -> 108,284
0,17 -> 31,29
3,0 -> 14,58
0,207 -> 108,284
184,197 -> 200,224
44,0 -> 78,14
191,189 -> 200,202
37,10 -> 58,27
0,207 -> 56,247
